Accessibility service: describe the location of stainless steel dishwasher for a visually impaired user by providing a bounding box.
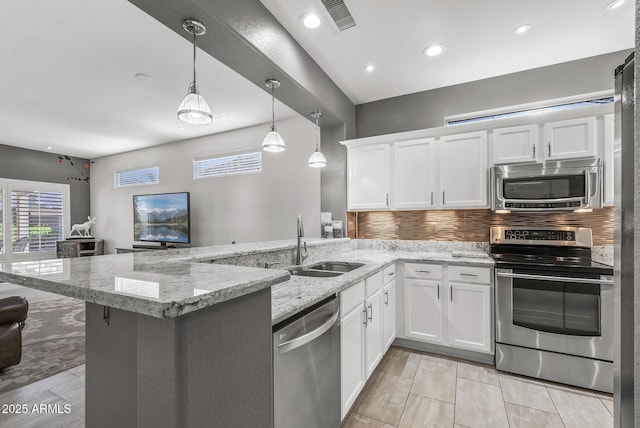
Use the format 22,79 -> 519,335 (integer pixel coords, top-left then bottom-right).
273,295 -> 340,428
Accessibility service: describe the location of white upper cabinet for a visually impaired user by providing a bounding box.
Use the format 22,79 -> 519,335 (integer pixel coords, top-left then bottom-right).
543,116 -> 597,160
439,131 -> 489,208
603,113 -> 615,206
492,124 -> 538,165
347,144 -> 391,211
393,138 -> 437,209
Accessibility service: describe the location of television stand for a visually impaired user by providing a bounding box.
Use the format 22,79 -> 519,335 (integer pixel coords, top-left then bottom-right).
132,244 -> 176,250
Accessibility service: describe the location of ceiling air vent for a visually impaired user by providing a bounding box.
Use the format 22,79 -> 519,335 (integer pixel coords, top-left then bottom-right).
321,0 -> 356,31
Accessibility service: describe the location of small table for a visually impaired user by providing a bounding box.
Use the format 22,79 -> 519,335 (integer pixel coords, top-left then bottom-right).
56,238 -> 104,258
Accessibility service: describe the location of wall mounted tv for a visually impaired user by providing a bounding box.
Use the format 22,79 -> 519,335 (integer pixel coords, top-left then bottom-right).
133,192 -> 190,247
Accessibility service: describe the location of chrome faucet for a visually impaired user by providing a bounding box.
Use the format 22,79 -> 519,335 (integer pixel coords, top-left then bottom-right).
296,215 -> 308,265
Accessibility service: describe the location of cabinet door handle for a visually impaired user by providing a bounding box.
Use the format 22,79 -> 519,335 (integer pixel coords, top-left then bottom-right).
387,272 -> 395,276
386,193 -> 389,206
367,303 -> 373,322
384,290 -> 389,305
450,287 -> 453,301
548,142 -> 551,158
363,306 -> 368,326
532,144 -> 536,159
430,191 -> 434,205
460,273 -> 478,277
437,283 -> 440,300
442,191 -> 445,205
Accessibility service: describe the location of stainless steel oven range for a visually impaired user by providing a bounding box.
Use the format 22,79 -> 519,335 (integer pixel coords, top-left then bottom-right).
491,226 -> 614,393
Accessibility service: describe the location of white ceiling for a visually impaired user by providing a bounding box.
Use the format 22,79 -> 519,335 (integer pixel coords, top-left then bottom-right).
260,0 -> 635,104
0,0 -> 297,159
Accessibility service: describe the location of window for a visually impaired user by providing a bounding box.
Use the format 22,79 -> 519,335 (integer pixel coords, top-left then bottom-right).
114,165 -> 159,188
193,151 -> 262,179
0,179 -> 70,260
445,94 -> 614,126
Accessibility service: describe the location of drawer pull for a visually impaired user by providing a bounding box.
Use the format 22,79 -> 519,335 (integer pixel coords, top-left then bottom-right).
459,273 -> 478,277
416,270 -> 431,274
387,272 -> 395,276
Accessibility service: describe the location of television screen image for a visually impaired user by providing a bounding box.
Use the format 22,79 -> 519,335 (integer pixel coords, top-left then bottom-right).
133,192 -> 190,245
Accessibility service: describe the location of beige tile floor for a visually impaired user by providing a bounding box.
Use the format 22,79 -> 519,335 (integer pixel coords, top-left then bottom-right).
343,346 -> 614,428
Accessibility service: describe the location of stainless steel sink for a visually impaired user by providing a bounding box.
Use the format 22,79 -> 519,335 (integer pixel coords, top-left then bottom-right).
287,261 -> 364,279
307,262 -> 365,272
288,268 -> 342,278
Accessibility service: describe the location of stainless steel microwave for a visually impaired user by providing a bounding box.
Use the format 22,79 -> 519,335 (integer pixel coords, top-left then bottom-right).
492,158 -> 602,212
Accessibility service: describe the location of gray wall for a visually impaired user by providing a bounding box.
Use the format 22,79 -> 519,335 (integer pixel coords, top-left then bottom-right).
356,50 -> 632,138
320,124 -> 348,232
90,116 -> 320,253
0,144 -> 90,225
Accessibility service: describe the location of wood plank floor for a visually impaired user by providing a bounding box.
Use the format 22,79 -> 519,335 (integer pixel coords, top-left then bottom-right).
0,283 -> 615,427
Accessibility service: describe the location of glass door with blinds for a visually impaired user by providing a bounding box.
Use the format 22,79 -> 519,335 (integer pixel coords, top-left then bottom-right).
0,179 -> 70,260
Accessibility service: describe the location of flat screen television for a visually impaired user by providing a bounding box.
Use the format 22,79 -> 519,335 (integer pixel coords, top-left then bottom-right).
133,192 -> 190,247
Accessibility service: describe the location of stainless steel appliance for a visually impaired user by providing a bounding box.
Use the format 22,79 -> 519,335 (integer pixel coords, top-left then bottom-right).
492,226 -> 614,392
492,158 -> 603,211
614,53 -> 634,427
273,295 -> 340,428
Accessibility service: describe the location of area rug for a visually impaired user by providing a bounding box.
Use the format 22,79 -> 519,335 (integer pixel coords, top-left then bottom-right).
0,297 -> 85,394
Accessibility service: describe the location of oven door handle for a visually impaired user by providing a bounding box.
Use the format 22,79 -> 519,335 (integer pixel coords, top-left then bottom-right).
497,271 -> 613,285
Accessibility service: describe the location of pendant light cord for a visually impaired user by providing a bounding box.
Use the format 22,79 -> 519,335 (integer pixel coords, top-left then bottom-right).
271,85 -> 275,128
192,30 -> 197,84
315,115 -> 320,151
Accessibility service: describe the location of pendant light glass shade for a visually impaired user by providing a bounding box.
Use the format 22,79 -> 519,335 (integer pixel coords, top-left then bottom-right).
308,150 -> 327,168
178,19 -> 212,126
262,129 -> 286,152
309,111 -> 326,168
262,79 -> 285,152
178,82 -> 213,125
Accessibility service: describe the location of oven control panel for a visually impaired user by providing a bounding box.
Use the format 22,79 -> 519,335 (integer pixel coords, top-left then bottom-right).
504,230 -> 575,241
490,227 -> 592,247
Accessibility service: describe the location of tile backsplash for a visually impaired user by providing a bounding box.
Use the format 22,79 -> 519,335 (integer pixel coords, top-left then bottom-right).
347,207 -> 613,246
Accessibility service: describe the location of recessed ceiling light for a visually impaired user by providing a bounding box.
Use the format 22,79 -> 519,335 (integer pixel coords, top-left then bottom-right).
365,64 -> 375,73
134,73 -> 151,81
513,24 -> 531,35
219,115 -> 228,120
606,0 -> 624,10
177,126 -> 185,130
301,13 -> 321,29
120,139 -> 128,143
46,146 -> 53,150
423,44 -> 444,57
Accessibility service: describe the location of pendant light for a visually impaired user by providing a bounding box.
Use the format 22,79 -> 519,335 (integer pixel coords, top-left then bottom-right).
177,19 -> 213,125
308,111 -> 327,168
262,79 -> 286,152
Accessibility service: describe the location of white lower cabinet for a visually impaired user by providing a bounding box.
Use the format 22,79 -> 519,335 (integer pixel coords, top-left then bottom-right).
340,270 -> 387,420
340,281 -> 366,420
364,289 -> 383,378
447,282 -> 492,353
382,280 -> 396,351
404,278 -> 443,343
402,263 -> 493,354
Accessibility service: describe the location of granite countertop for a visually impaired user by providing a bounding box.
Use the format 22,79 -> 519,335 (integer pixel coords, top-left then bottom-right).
0,238 -> 493,322
271,249 -> 494,325
0,254 -> 290,318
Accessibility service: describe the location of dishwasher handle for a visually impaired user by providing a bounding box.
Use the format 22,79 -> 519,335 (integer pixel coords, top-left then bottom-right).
278,311 -> 340,354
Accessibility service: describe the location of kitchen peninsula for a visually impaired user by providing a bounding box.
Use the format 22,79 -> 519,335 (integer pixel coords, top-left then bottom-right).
0,247 -> 291,428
